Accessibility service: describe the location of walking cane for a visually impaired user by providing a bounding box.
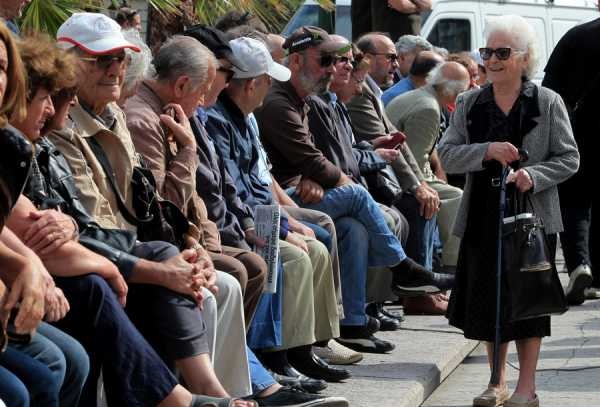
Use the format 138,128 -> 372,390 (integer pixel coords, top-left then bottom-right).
490,165 -> 509,385
490,150 -> 528,385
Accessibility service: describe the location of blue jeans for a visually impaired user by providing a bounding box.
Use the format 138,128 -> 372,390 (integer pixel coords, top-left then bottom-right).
290,183 -> 406,325
247,259 -> 283,350
247,347 -> 276,394
0,346 -> 56,406
12,323 -> 88,407
54,274 -> 179,407
301,221 -> 332,251
393,194 -> 437,270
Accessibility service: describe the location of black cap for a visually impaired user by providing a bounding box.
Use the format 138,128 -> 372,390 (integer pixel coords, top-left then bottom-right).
182,24 -> 248,71
283,26 -> 350,55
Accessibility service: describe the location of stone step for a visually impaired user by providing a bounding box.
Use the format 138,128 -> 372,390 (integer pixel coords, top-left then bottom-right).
320,306 -> 478,407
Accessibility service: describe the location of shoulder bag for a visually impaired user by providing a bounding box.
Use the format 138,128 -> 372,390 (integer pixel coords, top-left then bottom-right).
86,136 -> 189,249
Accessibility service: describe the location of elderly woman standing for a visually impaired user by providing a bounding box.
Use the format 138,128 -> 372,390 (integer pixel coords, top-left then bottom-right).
439,15 -> 579,407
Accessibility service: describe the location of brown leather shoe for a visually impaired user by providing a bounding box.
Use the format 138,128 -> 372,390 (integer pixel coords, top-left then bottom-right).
504,393 -> 539,407
473,385 -> 510,407
404,293 -> 448,315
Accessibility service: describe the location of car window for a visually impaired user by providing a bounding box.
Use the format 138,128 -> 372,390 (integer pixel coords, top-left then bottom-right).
335,5 -> 352,40
282,5 -> 321,36
427,18 -> 471,52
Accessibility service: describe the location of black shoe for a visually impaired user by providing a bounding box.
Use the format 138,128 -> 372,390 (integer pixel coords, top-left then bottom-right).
391,258 -> 455,296
258,350 -> 309,380
287,346 -> 351,382
380,305 -> 405,323
566,264 -> 593,306
365,303 -> 401,331
253,386 -> 349,407
271,372 -> 328,393
336,334 -> 395,354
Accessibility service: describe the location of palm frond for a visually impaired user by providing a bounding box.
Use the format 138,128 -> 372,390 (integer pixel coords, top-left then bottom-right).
20,0 -> 102,36
148,0 -> 183,18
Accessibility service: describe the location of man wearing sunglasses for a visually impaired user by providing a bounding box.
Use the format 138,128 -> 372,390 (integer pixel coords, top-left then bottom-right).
256,26 -> 454,353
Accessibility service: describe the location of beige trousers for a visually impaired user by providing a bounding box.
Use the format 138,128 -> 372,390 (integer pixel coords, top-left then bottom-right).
204,271 -> 252,397
282,206 -> 344,317
428,179 -> 463,267
276,236 -> 340,350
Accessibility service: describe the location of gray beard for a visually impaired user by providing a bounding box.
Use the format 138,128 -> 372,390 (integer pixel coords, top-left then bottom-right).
299,71 -> 331,95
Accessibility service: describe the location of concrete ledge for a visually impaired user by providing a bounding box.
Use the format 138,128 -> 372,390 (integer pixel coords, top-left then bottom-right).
322,308 -> 478,407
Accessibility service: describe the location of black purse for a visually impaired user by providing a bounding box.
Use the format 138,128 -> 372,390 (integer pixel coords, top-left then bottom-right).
86,137 -> 189,249
501,187 -> 568,322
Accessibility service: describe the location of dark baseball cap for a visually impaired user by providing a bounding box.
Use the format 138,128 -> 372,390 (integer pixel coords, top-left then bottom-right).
182,24 -> 247,71
283,26 -> 351,55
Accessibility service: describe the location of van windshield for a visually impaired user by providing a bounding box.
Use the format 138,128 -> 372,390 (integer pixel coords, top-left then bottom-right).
427,18 -> 471,52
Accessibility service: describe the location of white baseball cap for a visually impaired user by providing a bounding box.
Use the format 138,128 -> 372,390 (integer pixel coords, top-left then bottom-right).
229,37 -> 290,82
57,12 -> 140,55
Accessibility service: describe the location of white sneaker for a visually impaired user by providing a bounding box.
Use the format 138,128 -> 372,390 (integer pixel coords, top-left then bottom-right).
313,340 -> 363,365
566,264 -> 593,306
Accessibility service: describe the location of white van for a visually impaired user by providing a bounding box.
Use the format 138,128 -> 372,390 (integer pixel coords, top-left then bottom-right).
284,0 -> 598,79
421,0 -> 598,79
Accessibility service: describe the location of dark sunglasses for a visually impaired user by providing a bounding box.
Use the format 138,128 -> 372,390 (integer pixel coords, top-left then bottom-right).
479,47 -> 517,61
217,67 -> 235,83
319,54 -> 340,67
370,52 -> 398,62
80,53 -> 127,70
337,56 -> 354,66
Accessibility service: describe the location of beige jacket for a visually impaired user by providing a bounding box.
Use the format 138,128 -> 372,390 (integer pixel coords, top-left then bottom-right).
49,102 -> 137,232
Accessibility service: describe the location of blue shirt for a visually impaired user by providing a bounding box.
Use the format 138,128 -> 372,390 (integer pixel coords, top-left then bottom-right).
381,77 -> 415,107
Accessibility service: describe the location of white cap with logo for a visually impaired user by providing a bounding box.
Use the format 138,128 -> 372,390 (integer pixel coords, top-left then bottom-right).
57,12 -> 140,55
229,37 -> 291,82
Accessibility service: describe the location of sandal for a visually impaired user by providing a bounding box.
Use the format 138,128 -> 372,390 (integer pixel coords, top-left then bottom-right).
191,395 -> 258,407
504,393 -> 539,407
473,384 -> 510,406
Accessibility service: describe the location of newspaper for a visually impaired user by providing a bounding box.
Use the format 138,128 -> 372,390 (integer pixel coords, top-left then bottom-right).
254,205 -> 280,293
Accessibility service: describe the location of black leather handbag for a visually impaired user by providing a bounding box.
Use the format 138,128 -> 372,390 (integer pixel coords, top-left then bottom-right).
502,190 -> 568,322
86,137 -> 189,249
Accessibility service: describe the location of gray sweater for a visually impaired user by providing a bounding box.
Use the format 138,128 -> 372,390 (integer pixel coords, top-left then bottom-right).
438,84 -> 579,236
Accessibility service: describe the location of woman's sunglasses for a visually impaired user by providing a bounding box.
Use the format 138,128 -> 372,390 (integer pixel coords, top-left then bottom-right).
479,47 -> 519,61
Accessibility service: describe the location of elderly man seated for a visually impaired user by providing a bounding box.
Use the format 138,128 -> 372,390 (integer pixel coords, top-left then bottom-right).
386,62 -> 469,275
255,26 -> 455,353
48,13 -> 256,406
123,32 -> 347,406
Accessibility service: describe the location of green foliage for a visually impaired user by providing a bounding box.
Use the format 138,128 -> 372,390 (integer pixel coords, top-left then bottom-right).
20,0 -> 102,35
194,0 -> 334,32
19,0 -> 334,37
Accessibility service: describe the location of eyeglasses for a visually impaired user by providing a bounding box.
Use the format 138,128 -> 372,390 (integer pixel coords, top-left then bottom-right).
319,53 -> 340,68
79,53 -> 127,70
479,47 -> 520,61
337,56 -> 354,66
369,52 -> 398,62
218,67 -> 235,83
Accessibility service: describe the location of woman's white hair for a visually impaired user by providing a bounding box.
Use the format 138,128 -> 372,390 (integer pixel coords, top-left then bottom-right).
122,29 -> 152,94
484,15 -> 540,79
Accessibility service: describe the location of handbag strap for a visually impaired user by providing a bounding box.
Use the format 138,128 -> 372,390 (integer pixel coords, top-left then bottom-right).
85,136 -> 149,225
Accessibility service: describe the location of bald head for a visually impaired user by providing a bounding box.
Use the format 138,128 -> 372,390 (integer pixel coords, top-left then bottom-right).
427,61 -> 470,102
356,32 -> 398,87
266,33 -> 285,63
329,34 -> 351,49
409,50 -> 444,79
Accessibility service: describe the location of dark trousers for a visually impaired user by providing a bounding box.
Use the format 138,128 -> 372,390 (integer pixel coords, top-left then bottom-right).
125,241 -> 209,365
351,0 -> 421,41
558,188 -> 598,285
54,274 -> 178,407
